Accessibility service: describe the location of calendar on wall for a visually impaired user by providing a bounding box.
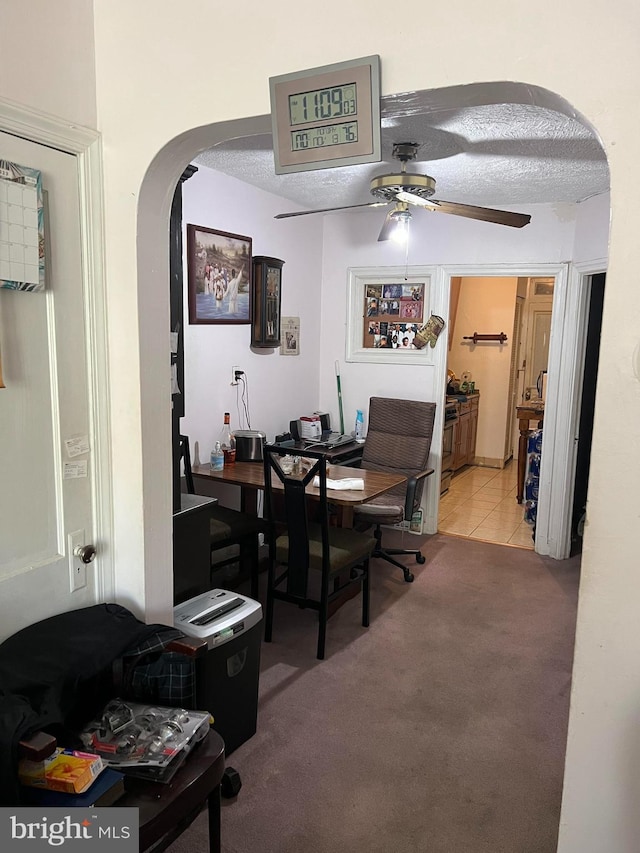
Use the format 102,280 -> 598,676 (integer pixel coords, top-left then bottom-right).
0,158 -> 45,292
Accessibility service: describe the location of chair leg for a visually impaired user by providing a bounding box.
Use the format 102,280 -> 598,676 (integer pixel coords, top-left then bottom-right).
379,553 -> 415,583
249,538 -> 261,600
317,578 -> 329,660
237,535 -> 261,600
385,546 -> 426,565
362,560 -> 370,627
264,560 -> 275,643
372,525 -> 418,583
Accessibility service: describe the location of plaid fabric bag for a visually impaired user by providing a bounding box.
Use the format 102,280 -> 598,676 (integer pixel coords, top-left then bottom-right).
113,628 -> 198,709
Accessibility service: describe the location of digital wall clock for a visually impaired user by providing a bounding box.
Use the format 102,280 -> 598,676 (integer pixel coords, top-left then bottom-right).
269,55 -> 381,174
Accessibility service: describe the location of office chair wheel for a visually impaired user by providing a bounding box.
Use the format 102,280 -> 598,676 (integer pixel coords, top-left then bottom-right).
416,553 -> 426,564
403,569 -> 415,583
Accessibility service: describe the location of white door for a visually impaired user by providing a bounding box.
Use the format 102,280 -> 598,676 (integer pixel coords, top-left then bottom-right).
522,278 -> 554,399
0,130 -> 99,641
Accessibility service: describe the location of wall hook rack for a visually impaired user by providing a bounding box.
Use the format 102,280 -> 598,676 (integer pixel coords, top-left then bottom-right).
463,332 -> 508,344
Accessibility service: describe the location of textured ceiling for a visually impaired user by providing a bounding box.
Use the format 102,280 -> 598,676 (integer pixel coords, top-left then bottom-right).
194,89 -> 609,216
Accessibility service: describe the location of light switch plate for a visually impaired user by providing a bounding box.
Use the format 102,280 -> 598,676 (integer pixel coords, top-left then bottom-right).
68,529 -> 87,592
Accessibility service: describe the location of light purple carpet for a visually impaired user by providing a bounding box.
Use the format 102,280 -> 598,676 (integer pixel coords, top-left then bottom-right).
168,531 -> 580,853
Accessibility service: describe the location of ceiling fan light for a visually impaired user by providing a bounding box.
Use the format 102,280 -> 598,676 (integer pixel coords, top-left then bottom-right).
390,209 -> 411,244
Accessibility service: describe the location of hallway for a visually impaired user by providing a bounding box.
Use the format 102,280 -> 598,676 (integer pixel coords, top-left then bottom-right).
438,462 -> 534,549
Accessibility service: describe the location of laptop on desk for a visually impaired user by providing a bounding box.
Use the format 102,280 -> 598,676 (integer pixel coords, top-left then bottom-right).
305,432 -> 356,449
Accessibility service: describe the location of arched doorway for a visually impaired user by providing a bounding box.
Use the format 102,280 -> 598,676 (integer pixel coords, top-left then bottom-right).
135,83 -> 608,618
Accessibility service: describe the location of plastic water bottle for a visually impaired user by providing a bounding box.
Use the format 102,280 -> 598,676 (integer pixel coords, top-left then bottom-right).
210,441 -> 224,471
355,409 -> 364,440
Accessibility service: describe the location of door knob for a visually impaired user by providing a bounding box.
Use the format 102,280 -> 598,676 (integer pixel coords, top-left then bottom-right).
74,544 -> 97,564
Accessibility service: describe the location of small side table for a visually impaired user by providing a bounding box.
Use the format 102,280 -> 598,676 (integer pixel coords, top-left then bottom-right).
516,403 -> 544,503
119,729 -> 225,853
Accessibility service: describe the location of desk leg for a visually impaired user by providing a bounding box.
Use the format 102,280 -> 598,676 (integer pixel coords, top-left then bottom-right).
517,418 -> 529,504
207,786 -> 221,853
240,488 -> 258,516
327,505 -> 359,619
340,506 -> 354,529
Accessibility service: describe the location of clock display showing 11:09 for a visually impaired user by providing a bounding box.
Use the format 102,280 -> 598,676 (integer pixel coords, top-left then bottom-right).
288,83 -> 357,126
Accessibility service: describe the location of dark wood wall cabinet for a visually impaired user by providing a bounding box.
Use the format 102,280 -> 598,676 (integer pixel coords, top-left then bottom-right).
251,256 -> 283,348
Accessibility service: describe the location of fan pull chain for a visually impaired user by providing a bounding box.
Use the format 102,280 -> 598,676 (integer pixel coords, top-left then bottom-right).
404,229 -> 410,280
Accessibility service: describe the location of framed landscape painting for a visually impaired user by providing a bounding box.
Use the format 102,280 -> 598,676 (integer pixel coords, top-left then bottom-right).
187,224 -> 252,324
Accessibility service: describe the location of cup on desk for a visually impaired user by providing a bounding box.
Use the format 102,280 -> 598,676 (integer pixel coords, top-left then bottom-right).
281,455 -> 294,474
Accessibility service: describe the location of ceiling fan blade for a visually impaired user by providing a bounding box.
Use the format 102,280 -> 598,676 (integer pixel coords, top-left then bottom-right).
430,199 -> 530,228
423,198 -> 530,228
274,201 -> 387,220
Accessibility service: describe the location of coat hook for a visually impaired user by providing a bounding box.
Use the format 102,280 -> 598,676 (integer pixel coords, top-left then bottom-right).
462,332 -> 508,344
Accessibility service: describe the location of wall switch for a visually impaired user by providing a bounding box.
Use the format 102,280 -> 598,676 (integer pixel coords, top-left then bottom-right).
68,529 -> 87,592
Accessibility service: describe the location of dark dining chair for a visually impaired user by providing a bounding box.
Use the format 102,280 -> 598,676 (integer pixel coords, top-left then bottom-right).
353,397 -> 436,583
262,444 -> 375,660
179,434 -> 264,599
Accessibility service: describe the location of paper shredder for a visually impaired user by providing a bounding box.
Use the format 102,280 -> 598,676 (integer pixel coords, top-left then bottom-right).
174,589 -> 262,755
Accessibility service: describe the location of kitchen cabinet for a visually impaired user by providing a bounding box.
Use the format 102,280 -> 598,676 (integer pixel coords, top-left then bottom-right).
467,395 -> 479,465
452,394 -> 480,471
453,408 -> 470,471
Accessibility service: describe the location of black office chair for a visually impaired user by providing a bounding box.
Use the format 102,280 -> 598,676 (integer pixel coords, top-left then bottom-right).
179,435 -> 264,599
262,444 -> 375,660
353,397 -> 436,583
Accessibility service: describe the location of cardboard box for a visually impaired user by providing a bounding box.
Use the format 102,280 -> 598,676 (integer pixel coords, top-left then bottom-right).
19,748 -> 104,794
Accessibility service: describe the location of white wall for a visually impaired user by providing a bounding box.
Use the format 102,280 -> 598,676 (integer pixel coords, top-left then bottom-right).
448,277 -> 518,464
181,167 -> 323,462
0,0 -> 96,128
573,192 -> 610,263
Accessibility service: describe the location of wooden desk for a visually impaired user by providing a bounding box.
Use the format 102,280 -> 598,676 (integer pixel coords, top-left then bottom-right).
119,729 -> 225,853
192,461 -> 405,529
516,403 -> 544,504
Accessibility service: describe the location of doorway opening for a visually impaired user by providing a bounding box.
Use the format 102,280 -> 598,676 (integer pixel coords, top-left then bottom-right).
438,269 -> 604,555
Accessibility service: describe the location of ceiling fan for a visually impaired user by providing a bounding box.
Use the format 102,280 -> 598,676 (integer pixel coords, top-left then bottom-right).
274,142 -> 531,241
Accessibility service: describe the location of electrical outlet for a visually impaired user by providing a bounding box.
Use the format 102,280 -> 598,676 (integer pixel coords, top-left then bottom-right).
68,529 -> 87,592
231,365 -> 241,385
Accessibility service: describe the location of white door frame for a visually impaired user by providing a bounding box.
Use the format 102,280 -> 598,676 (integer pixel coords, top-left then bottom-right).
535,257 -> 607,558
437,262 -> 575,557
423,266 -> 451,533
0,98 -> 114,599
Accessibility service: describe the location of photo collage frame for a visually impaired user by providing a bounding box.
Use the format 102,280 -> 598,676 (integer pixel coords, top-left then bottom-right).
362,282 -> 425,350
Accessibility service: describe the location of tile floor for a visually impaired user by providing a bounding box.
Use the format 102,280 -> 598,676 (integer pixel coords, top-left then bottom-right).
438,461 -> 534,549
